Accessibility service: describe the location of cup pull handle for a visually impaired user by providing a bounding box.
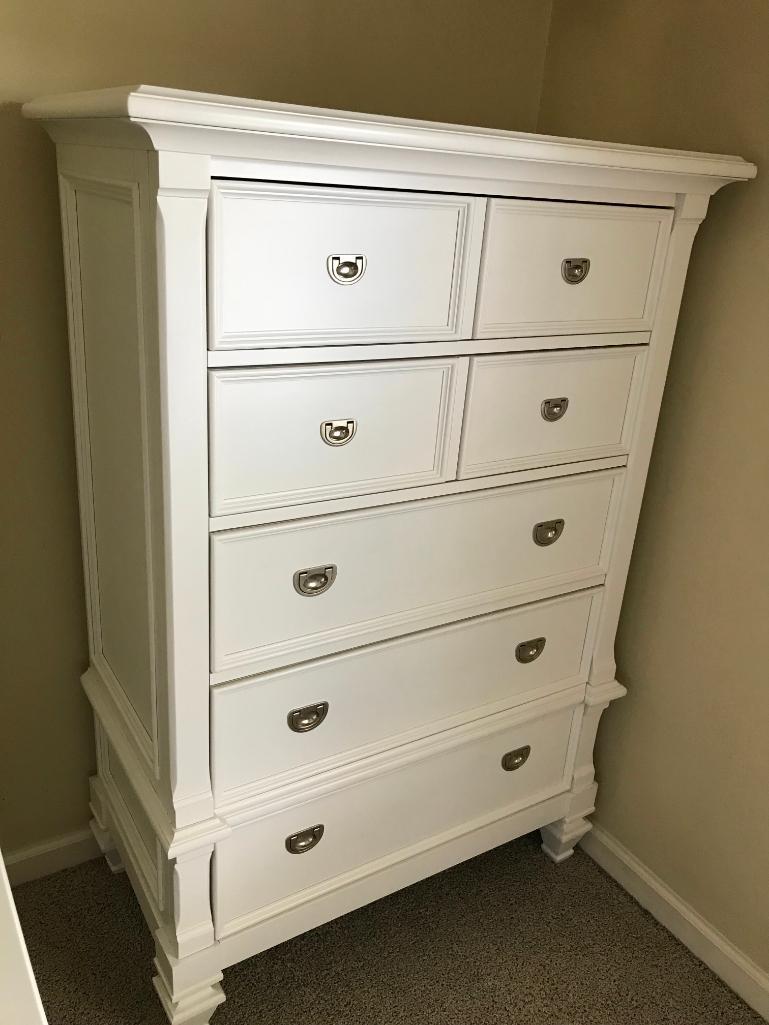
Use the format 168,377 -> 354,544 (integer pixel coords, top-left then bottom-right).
532,519 -> 565,546
287,702 -> 329,733
285,824 -> 325,854
501,746 -> 531,772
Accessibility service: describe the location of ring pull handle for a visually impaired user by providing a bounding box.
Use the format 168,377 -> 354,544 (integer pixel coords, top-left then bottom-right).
287,702 -> 329,733
561,257 -> 590,284
327,254 -> 366,284
321,419 -> 357,446
533,519 -> 565,547
541,397 -> 569,423
293,565 -> 337,597
515,637 -> 546,664
501,746 -> 531,772
285,824 -> 324,854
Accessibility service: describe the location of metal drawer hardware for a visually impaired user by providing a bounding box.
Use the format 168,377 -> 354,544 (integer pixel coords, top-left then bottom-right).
287,701 -> 329,733
532,519 -> 565,546
285,824 -> 325,854
501,746 -> 531,772
561,257 -> 590,284
293,565 -> 337,597
541,397 -> 569,422
515,637 -> 546,664
321,419 -> 357,447
327,254 -> 366,284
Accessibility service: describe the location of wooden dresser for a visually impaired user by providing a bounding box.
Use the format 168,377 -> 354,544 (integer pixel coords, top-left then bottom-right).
23,86 -> 754,1024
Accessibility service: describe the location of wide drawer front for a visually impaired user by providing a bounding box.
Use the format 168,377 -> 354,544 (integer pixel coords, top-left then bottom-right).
475,199 -> 671,337
209,181 -> 484,349
211,590 -> 598,800
213,699 -> 580,934
209,358 -> 466,515
210,471 -> 618,680
459,347 -> 643,478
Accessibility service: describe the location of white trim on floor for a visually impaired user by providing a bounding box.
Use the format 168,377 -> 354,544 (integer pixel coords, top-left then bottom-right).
581,825 -> 769,1022
5,828 -> 99,887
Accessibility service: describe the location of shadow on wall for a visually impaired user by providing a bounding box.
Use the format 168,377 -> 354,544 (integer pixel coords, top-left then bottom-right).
0,104 -> 93,848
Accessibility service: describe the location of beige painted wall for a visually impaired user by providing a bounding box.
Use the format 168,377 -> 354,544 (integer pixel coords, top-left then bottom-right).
540,0 -> 769,972
0,1 -> 554,852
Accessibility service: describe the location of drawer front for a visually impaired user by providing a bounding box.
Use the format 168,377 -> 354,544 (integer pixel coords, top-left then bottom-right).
209,181 -> 485,349
475,200 -> 671,337
209,359 -> 467,516
213,700 -> 579,933
210,471 -> 618,679
212,590 -> 597,799
459,348 -> 643,478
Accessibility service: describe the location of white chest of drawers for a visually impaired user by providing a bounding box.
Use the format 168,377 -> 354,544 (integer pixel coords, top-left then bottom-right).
23,86 -> 754,1025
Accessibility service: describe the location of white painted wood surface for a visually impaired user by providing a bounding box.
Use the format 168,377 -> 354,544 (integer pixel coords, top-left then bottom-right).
23,86 -> 755,1025
210,471 -> 619,680
475,200 -> 671,337
0,853 -> 48,1025
213,698 -> 581,936
209,181 -> 485,348
211,590 -> 598,801
459,347 -> 644,478
208,358 -> 467,514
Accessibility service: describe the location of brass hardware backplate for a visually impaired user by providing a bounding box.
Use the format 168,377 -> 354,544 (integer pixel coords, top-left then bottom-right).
321,419 -> 357,446
541,397 -> 569,422
327,254 -> 366,284
561,257 -> 590,284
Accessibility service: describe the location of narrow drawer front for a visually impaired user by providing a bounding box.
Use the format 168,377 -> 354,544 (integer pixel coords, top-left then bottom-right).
475,200 -> 671,337
209,359 -> 466,515
209,181 -> 485,349
210,471 -> 617,679
213,701 -> 579,932
459,348 -> 642,478
212,591 -> 597,799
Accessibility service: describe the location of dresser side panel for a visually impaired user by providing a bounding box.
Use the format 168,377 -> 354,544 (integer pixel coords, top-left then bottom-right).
59,161 -> 159,762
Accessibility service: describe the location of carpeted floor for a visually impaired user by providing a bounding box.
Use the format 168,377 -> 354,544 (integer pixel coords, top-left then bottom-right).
13,833 -> 762,1025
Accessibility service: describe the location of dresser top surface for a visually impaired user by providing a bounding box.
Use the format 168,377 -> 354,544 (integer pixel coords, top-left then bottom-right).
23,84 -> 755,187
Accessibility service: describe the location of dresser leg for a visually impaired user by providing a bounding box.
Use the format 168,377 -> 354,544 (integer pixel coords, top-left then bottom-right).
89,763 -> 124,872
540,815 -> 593,863
540,681 -> 627,864
153,962 -> 226,1025
89,817 -> 125,874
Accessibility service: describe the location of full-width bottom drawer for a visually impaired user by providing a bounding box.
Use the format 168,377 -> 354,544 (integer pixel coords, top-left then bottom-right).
211,590 -> 598,801
210,469 -> 619,680
213,697 -> 581,936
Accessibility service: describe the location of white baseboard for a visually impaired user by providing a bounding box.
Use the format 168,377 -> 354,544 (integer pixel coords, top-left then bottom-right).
581,825 -> 769,1022
5,828 -> 99,887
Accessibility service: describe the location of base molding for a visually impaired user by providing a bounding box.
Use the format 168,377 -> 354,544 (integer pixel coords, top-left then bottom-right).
5,828 -> 99,887
581,825 -> 769,1022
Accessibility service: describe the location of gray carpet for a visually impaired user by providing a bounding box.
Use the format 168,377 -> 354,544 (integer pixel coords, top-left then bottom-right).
14,833 -> 762,1025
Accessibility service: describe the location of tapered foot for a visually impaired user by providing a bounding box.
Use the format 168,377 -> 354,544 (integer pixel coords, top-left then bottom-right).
540,815 -> 593,863
89,817 -> 125,874
153,966 -> 225,1025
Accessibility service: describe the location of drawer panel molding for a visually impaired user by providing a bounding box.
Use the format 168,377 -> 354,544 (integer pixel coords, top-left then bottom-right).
210,470 -> 622,680
209,181 -> 486,349
459,346 -> 646,478
209,358 -> 468,514
213,693 -> 583,934
211,590 -> 601,803
475,200 -> 672,338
